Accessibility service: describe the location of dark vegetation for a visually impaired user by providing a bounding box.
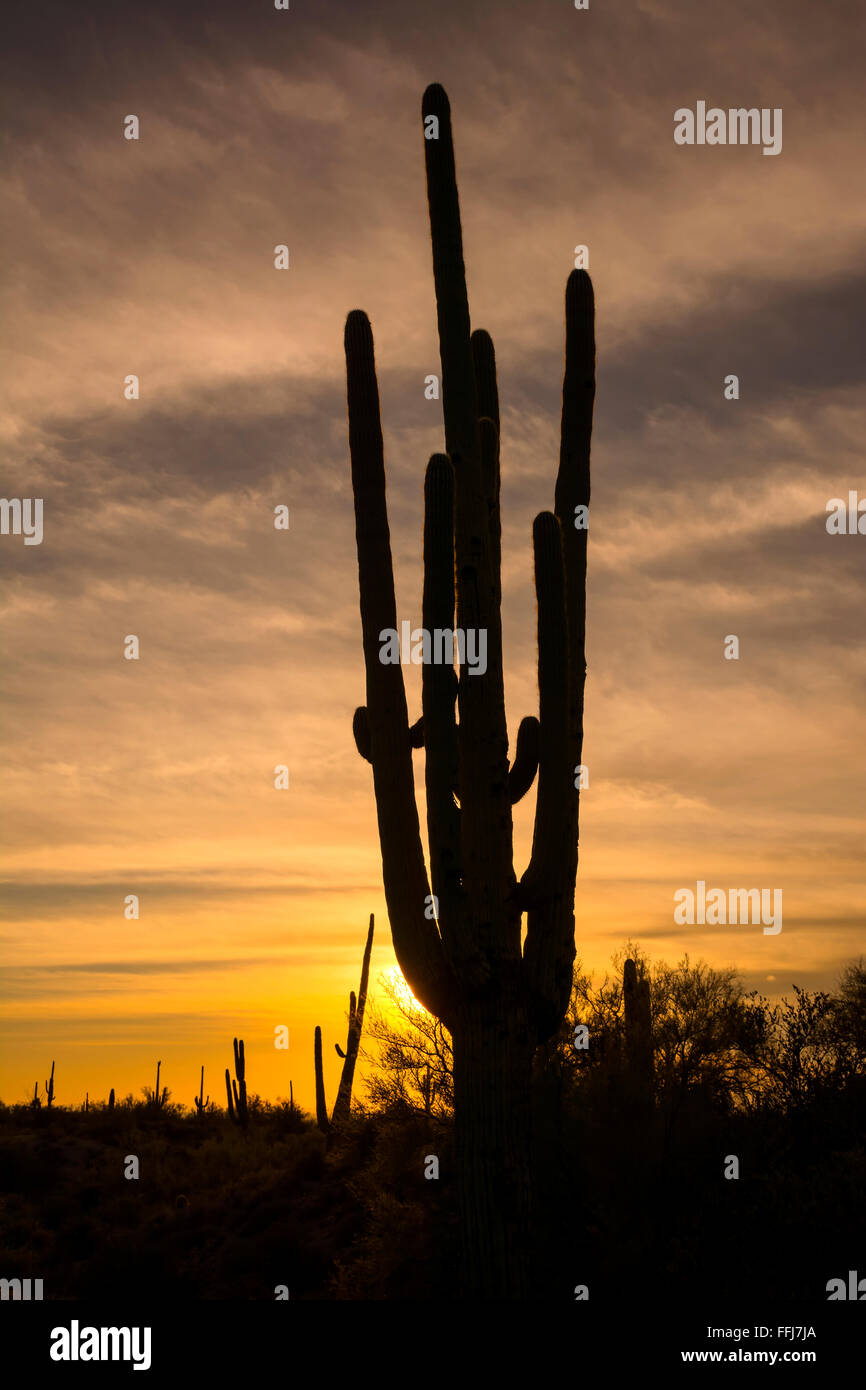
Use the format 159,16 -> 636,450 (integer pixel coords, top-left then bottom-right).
1,951 -> 863,1301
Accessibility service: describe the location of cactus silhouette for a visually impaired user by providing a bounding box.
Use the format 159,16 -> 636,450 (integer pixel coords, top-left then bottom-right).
332,914 -> 374,1125
151,1059 -> 167,1110
84,1092 -> 89,1113
44,1059 -> 55,1108
313,915 -> 375,1135
623,957 -> 654,1108
193,1065 -> 209,1117
313,1026 -> 328,1135
344,84 -> 594,1296
108,1088 -> 115,1111
30,1082 -> 41,1109
225,1038 -> 247,1127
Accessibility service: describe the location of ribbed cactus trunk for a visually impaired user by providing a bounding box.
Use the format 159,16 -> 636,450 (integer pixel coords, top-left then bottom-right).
451,1001 -> 535,1296
345,84 -> 594,1298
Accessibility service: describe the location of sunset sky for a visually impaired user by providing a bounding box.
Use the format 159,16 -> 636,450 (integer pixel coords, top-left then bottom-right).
2,0 -> 864,1109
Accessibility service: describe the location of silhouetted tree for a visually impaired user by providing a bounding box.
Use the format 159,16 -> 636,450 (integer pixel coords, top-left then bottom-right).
363,972 -> 454,1119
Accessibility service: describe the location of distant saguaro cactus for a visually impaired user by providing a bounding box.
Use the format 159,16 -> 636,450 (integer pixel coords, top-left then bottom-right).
152,1059 -> 167,1110
344,84 -> 594,1297
313,1026 -> 328,1135
30,1082 -> 41,1109
193,1065 -> 209,1117
44,1060 -> 55,1108
225,1038 -> 248,1127
623,957 -> 654,1108
313,914 -> 375,1135
108,1088 -> 115,1111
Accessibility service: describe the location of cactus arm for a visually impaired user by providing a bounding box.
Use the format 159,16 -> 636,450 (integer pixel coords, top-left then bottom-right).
345,309 -> 450,1021
352,706 -> 372,762
422,454 -> 464,944
354,706 -> 423,761
521,271 -> 595,1040
521,513 -> 577,1037
422,83 -> 479,472
554,269 -> 594,844
477,414 -> 501,610
471,330 -> 501,605
422,85 -> 514,963
508,716 -> 540,804
474,337 -> 538,817
225,1067 -> 234,1119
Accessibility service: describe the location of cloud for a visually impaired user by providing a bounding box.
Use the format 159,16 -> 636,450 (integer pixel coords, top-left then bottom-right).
2,0 -> 864,1099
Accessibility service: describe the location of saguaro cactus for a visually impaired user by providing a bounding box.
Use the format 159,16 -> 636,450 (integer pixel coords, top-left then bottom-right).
108,1088 -> 115,1111
193,1065 -> 209,1117
30,1082 -> 41,1109
344,84 -> 594,1297
623,957 -> 654,1101
313,914 -> 376,1134
152,1059 -> 167,1110
332,913 -> 374,1125
225,1037 -> 248,1127
313,1026 -> 328,1135
44,1060 -> 55,1108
